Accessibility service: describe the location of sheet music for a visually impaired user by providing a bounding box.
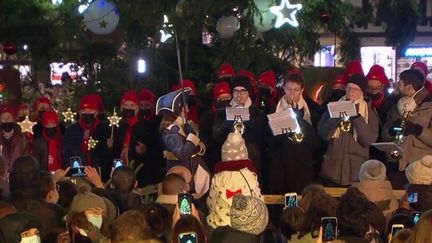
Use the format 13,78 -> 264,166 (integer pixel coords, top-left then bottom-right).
327,101 -> 358,118
226,107 -> 250,121
371,142 -> 404,154
267,108 -> 299,136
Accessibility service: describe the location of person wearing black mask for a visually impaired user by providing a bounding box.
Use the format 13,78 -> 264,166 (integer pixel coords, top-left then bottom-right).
0,105 -> 25,171
32,110 -> 63,171
321,74 -> 347,107
31,97 -> 53,140
256,70 -> 278,114
62,95 -> 111,181
199,81 -> 232,171
107,90 -> 139,164
128,88 -> 165,187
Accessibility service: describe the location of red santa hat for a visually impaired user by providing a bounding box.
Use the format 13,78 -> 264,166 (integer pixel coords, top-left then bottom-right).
346,60 -> 364,77
238,70 -> 256,85
332,74 -> 347,86
366,64 -> 390,87
213,81 -> 231,100
410,61 -> 428,77
138,88 -> 156,104
41,110 -> 59,126
86,94 -> 104,114
0,105 -> 17,118
18,103 -> 29,111
218,63 -> 235,78
287,68 -> 303,77
79,95 -> 100,111
258,70 -> 276,91
172,80 -> 197,94
32,97 -> 51,111
120,90 -> 138,106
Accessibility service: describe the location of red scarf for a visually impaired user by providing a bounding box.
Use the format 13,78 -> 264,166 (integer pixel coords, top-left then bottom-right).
42,129 -> 62,171
121,117 -> 138,163
372,93 -> 385,109
79,119 -> 100,165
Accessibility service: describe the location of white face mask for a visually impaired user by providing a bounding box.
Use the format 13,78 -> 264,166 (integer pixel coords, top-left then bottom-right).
20,235 -> 41,243
86,214 -> 103,229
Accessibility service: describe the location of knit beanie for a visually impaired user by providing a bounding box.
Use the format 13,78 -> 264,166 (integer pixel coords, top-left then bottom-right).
221,132 -> 248,161
230,194 -> 269,235
405,155 -> 432,185
70,184 -> 107,213
347,74 -> 368,94
359,160 -> 386,182
232,75 -> 253,94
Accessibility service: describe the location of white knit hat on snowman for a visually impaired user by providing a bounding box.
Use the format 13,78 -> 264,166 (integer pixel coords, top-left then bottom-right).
221,132 -> 248,161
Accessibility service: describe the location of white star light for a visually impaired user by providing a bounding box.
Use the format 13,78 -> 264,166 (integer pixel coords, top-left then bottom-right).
270,0 -> 302,28
160,15 -> 173,43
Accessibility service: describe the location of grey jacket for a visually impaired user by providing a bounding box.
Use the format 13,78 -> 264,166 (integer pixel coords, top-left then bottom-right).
381,88 -> 432,170
318,101 -> 379,185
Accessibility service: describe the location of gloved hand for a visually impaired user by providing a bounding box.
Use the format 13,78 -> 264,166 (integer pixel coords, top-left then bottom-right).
292,107 -> 304,119
184,123 -> 197,135
404,121 -> 423,136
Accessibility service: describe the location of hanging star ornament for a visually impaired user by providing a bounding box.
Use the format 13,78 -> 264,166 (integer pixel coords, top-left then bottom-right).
62,108 -> 76,123
269,0 -> 302,28
87,136 -> 99,150
107,108 -> 121,127
18,116 -> 36,134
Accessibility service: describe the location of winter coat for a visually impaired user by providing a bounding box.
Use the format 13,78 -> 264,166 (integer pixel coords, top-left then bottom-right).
267,96 -> 322,194
208,226 -> 260,243
62,121 -> 111,180
0,129 -> 26,171
353,180 -> 398,220
318,100 -> 379,186
382,88 -> 432,170
92,188 -> 143,214
129,117 -> 165,186
161,117 -> 210,196
199,110 -> 222,172
212,105 -> 267,180
206,159 -> 262,228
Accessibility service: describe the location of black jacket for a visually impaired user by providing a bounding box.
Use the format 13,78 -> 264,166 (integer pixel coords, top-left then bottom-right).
128,117 -> 165,186
62,121 -> 111,180
209,226 -> 259,243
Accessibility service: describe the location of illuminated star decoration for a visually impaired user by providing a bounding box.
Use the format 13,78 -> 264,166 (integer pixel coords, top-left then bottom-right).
18,116 -> 37,134
99,20 -> 108,28
160,14 -> 173,43
107,108 -> 121,127
269,0 -> 302,28
87,136 -> 99,150
62,108 -> 76,123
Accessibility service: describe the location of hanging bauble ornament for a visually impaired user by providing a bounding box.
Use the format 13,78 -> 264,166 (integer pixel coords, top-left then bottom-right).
83,0 -> 119,35
2,42 -> 18,55
319,10 -> 331,23
254,0 -> 275,11
216,15 -> 240,39
254,11 -> 276,32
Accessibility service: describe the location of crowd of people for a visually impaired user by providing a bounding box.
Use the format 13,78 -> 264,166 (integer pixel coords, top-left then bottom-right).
0,61 -> 431,242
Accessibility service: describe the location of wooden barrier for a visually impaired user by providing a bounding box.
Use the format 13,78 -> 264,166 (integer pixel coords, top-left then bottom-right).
263,187 -> 406,205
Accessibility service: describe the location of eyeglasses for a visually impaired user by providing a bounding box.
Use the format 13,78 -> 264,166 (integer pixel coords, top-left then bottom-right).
85,207 -> 105,216
233,89 -> 248,95
368,86 -> 383,92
